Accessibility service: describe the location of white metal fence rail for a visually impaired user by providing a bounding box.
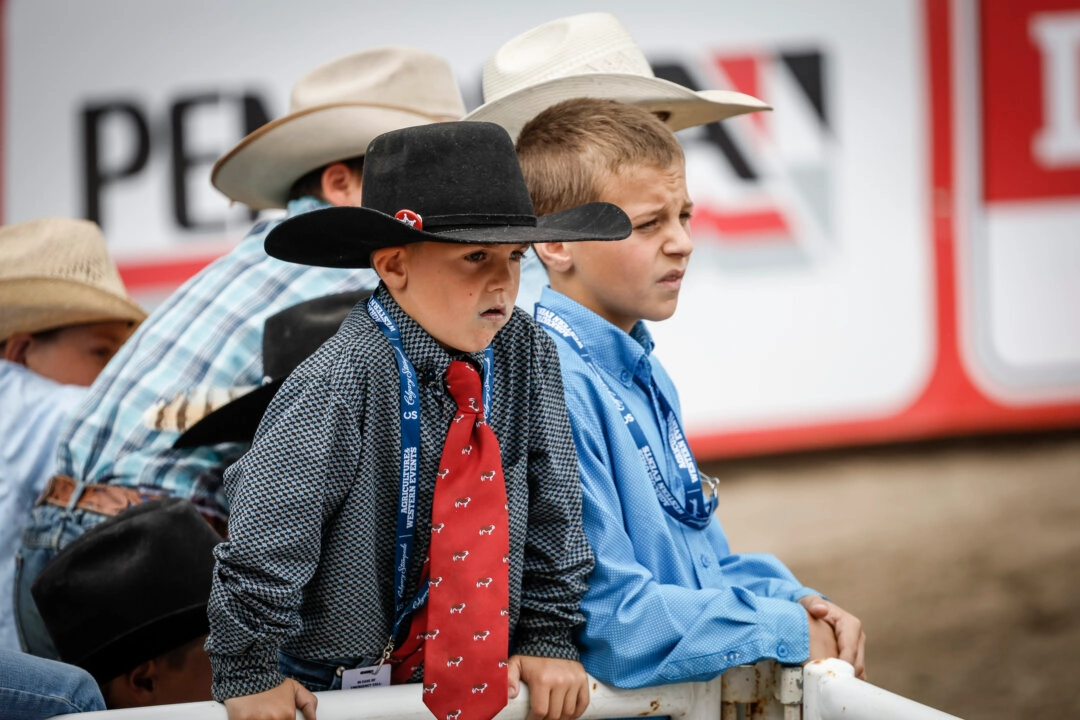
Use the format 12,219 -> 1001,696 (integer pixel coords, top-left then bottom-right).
67,659 -> 962,720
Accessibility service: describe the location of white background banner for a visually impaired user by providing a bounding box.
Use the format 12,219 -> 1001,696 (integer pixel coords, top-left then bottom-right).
4,0 -> 1078,457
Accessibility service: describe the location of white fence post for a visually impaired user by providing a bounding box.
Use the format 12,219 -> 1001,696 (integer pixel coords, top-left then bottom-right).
719,661 -> 803,720
802,659 -> 963,720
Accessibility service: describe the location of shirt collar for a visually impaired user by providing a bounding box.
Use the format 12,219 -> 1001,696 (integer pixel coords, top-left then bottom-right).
538,287 -> 655,381
286,196 -> 331,217
372,284 -> 489,384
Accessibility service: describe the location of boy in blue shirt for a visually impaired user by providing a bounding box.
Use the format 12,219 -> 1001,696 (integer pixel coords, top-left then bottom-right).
515,98 -> 867,686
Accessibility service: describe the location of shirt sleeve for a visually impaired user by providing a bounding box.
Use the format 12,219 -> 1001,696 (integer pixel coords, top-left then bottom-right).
567,374 -> 811,688
715,553 -> 822,603
512,330 -> 594,661
651,363 -> 821,604
205,372 -> 361,701
18,381 -> 87,492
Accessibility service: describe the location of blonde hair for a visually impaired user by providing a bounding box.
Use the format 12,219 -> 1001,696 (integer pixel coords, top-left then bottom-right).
515,98 -> 684,217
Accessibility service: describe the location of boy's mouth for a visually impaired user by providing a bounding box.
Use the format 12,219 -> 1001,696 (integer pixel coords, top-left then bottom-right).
660,270 -> 684,287
480,305 -> 507,320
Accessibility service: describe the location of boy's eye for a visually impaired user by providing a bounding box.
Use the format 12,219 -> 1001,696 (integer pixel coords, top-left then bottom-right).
635,219 -> 658,231
510,248 -> 528,261
465,251 -> 487,262
679,211 -> 693,224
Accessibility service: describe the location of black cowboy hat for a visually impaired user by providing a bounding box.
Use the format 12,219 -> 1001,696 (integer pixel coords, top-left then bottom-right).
31,498 -> 221,683
172,289 -> 371,449
264,120 -> 631,268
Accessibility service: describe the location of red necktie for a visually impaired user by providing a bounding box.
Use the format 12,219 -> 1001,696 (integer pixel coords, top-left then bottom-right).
407,360 -> 510,720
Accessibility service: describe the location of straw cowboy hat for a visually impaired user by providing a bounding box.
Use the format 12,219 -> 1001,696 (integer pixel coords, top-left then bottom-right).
464,12 -> 771,140
0,218 -> 146,342
265,121 -> 632,269
212,46 -> 467,210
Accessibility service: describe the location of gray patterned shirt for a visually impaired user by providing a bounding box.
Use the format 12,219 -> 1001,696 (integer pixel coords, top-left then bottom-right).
207,284 -> 593,700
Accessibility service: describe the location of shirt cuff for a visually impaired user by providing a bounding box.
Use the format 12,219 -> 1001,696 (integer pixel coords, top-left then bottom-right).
210,649 -> 284,702
513,628 -> 581,662
792,587 -> 830,603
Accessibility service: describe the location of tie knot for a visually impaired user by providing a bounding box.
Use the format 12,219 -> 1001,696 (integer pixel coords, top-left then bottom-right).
445,360 -> 483,414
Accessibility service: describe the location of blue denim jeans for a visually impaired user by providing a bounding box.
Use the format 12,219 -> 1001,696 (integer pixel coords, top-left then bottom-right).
15,502 -> 110,659
278,651 -> 352,692
0,647 -> 106,717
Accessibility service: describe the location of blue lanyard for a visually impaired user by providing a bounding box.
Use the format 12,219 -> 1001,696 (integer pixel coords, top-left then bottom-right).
367,295 -> 494,636
535,304 -> 715,530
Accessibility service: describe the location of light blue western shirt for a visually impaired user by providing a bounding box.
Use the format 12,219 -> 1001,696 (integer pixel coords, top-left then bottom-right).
537,287 -> 815,688
0,361 -> 86,650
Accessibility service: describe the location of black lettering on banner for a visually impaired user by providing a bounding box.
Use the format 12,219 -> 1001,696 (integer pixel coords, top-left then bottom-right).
81,90 -> 273,233
170,92 -> 223,231
81,101 -> 151,226
170,92 -> 273,230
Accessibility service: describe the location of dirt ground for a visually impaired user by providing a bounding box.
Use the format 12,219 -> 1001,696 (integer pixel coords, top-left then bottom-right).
699,430 -> 1080,720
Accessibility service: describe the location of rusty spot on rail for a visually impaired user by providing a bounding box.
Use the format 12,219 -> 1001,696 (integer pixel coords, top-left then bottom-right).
592,682 -> 598,692
637,699 -> 662,715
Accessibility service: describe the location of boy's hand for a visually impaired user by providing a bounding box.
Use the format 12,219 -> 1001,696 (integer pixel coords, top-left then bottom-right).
799,595 -> 867,680
223,678 -> 318,720
805,610 -> 839,664
507,655 -> 590,720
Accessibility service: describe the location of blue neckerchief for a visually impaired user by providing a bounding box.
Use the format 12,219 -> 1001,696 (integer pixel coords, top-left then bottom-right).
367,294 -> 494,637
535,304 -> 715,530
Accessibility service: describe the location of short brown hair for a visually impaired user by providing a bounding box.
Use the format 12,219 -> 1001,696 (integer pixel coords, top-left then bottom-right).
515,98 -> 684,217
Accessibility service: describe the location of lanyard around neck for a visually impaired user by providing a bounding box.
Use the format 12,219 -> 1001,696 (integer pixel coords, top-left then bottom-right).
535,304 -> 715,530
367,294 -> 495,634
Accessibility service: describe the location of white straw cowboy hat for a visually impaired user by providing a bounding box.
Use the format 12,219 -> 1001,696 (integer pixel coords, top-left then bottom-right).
464,12 -> 771,141
212,46 -> 467,210
0,218 -> 146,342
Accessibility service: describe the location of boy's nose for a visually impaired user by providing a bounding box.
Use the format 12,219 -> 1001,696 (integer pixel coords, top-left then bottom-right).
664,223 -> 694,257
488,259 -> 516,291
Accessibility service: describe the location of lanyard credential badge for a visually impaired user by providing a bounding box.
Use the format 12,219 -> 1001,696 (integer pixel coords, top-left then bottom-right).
535,304 -> 717,530
368,294 -> 495,631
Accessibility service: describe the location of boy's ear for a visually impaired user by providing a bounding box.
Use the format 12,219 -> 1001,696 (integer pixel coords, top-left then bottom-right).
104,659 -> 158,708
371,246 -> 409,290
320,162 -> 364,207
2,333 -> 32,365
532,242 -> 573,274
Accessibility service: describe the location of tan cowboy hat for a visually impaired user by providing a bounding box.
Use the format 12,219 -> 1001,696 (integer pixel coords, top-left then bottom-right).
0,218 -> 146,342
212,46 -> 466,210
464,12 -> 771,141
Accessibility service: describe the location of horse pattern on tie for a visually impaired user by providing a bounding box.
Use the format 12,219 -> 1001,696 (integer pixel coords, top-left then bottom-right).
422,361 -> 510,720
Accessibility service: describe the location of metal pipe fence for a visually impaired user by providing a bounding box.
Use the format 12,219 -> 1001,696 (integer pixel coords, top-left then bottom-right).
68,659 -> 961,720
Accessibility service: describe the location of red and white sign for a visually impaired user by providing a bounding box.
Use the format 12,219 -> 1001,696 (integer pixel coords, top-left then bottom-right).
3,0 -> 1078,458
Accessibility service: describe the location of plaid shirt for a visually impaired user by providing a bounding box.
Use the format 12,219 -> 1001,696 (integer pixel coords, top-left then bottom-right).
57,198 -> 377,519
207,285 -> 593,701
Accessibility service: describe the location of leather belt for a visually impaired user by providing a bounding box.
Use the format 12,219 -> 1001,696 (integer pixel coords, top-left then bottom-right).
38,475 -> 163,517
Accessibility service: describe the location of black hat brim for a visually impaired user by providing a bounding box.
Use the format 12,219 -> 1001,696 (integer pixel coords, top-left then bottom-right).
266,201 -> 631,268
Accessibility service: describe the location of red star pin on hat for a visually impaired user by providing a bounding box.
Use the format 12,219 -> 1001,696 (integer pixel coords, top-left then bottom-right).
395,209 -> 423,230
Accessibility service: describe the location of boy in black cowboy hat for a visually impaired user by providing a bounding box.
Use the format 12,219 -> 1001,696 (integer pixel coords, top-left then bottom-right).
207,121 -> 631,720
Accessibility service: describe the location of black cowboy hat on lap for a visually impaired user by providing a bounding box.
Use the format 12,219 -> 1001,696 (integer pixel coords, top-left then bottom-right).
265,121 -> 631,268
31,499 -> 220,683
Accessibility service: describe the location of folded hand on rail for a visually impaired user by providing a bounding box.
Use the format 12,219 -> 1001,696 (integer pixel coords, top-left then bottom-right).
799,595 -> 867,680
223,677 -> 318,720
507,654 -> 590,720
